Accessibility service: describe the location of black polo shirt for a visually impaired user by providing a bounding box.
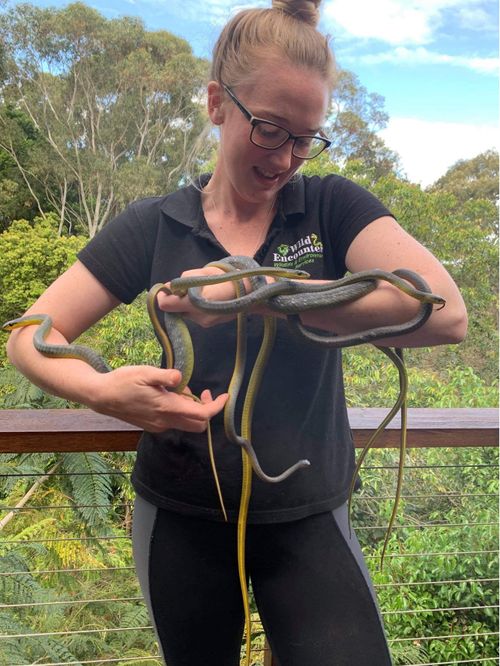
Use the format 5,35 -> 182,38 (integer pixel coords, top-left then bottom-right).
78,174 -> 393,523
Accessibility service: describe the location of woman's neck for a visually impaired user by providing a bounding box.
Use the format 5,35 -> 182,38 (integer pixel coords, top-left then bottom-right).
201,180 -> 278,257
201,174 -> 277,223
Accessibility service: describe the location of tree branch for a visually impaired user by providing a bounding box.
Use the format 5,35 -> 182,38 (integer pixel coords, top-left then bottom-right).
0,461 -> 61,531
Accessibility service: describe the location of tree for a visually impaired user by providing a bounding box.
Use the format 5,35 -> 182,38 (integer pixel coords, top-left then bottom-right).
428,150 -> 499,241
0,2 -> 209,236
326,70 -> 402,179
430,150 -> 499,206
0,106 -> 49,231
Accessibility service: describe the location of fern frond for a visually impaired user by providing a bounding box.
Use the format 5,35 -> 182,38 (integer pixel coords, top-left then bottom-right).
61,453 -> 113,527
6,516 -> 56,543
0,576 -> 31,607
1,368 -> 70,409
120,603 -> 150,629
0,611 -> 31,665
50,535 -> 104,569
35,634 -> 83,666
0,452 -> 57,498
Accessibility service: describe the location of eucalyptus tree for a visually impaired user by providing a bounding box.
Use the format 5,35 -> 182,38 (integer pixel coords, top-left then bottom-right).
429,150 -> 499,238
326,69 -> 401,180
0,106 -> 49,231
0,2 -> 208,236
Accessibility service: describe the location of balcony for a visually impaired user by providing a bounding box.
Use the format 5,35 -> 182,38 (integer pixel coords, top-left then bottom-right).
0,408 -> 498,666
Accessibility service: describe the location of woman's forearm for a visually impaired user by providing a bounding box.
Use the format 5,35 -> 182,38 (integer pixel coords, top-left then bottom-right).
297,279 -> 468,348
6,325 -> 106,406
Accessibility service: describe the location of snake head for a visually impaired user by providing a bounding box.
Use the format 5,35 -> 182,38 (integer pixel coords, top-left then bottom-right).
1,316 -> 47,331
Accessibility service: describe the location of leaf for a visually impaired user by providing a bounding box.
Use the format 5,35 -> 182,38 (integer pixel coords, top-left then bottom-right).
61,452 -> 113,527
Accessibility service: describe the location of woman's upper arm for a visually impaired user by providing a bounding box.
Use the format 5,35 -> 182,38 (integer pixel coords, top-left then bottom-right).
22,260 -> 122,342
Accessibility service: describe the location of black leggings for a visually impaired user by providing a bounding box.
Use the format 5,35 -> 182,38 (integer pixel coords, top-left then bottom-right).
132,496 -> 392,666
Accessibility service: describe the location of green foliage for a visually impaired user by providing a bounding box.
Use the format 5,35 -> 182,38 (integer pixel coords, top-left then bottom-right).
304,153 -> 499,383
0,446 -> 496,664
430,149 -> 499,208
0,365 -> 71,408
86,295 -> 160,369
0,103 -> 53,229
370,172 -> 498,382
60,453 -> 114,528
343,347 -> 498,409
0,446 -> 155,662
354,446 -> 499,664
0,214 -> 85,323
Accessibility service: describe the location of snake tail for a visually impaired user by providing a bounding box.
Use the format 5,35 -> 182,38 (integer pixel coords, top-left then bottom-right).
210,273 -> 252,665
379,347 -> 407,569
147,285 -> 227,520
238,314 -> 277,666
346,347 -> 407,545
238,449 -> 253,666
206,417 -> 228,523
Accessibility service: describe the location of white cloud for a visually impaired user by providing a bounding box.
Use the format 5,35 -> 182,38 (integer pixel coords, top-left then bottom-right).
379,117 -> 499,186
457,6 -> 494,30
358,46 -> 498,74
323,0 -> 487,45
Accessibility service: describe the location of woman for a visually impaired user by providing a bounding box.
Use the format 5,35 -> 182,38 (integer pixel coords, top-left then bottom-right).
6,1 -> 467,664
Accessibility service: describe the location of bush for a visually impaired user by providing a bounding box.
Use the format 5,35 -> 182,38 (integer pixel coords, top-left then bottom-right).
0,215 -> 85,324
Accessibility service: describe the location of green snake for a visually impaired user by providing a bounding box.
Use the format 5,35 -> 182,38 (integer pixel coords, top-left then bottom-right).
2,259 -> 445,665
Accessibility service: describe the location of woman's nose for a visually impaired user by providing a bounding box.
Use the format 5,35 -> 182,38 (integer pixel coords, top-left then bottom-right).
267,139 -> 297,171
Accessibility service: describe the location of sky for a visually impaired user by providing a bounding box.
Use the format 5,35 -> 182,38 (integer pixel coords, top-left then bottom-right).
4,0 -> 499,186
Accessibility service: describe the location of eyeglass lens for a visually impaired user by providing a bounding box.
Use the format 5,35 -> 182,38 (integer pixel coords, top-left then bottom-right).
251,122 -> 327,159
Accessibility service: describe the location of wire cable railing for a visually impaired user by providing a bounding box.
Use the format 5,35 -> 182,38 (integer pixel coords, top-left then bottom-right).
0,407 -> 498,666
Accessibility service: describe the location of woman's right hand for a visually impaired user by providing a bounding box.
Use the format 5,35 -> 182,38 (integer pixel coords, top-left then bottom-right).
88,365 -> 228,433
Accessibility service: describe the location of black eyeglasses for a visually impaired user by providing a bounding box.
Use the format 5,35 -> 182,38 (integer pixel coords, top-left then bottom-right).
222,84 -> 331,160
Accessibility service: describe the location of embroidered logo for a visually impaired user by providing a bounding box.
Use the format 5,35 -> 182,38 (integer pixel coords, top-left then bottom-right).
272,233 -> 323,269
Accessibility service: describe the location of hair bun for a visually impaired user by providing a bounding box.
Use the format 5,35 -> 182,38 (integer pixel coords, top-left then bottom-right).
272,0 -> 322,27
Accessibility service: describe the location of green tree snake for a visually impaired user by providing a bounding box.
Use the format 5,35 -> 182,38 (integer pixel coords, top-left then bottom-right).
2,258 -> 445,665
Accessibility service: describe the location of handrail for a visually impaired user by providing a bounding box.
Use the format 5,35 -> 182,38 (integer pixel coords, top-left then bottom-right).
0,407 -> 497,453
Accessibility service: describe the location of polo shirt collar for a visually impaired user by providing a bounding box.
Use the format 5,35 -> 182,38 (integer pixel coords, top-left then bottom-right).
160,174 -> 306,228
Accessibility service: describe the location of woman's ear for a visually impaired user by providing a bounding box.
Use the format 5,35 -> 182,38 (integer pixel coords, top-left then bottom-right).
207,81 -> 225,125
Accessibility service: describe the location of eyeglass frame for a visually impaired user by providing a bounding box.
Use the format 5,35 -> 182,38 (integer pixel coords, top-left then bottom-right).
221,84 -> 331,160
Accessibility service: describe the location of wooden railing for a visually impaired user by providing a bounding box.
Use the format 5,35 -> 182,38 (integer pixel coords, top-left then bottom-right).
1,407 -> 497,453
0,408 -> 498,666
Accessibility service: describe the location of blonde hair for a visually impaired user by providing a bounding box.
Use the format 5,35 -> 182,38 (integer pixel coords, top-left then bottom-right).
211,0 -> 336,91
185,0 -> 335,185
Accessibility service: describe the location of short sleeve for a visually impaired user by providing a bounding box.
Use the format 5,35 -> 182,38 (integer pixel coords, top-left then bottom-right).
318,176 -> 395,276
78,198 -> 161,303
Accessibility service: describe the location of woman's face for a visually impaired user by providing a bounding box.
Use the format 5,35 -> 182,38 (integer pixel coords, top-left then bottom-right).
210,61 -> 330,208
